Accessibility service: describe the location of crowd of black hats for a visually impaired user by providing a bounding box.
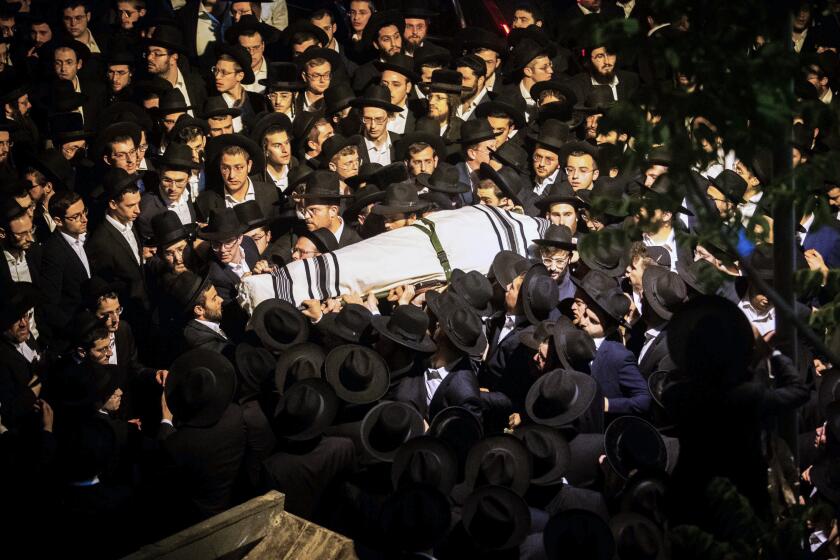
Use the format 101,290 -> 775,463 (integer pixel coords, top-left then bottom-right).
1,0 -> 840,558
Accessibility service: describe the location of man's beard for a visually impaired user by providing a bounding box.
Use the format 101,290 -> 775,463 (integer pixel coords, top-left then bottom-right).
460,85 -> 478,103
591,69 -> 615,84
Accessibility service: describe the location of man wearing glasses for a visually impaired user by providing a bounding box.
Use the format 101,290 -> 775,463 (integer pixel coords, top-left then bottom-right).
226,14 -> 279,95
351,84 -> 403,167
137,143 -> 199,242
0,197 -> 41,288
142,25 -> 207,116
294,47 -> 343,115
297,170 -> 361,248
212,44 -> 270,132
533,224 -> 578,302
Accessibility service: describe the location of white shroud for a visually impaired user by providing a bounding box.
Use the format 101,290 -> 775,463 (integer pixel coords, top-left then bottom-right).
238,205 -> 548,312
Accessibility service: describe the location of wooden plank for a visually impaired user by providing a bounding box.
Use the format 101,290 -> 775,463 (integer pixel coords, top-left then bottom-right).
243,512 -> 357,560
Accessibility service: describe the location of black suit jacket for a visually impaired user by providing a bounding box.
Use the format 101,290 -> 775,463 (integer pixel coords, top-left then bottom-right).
338,225 -> 362,249
394,357 -> 483,422
86,218 -> 149,316
206,235 -> 260,304
637,329 -> 671,380
564,69 -> 640,105
195,179 -> 280,223
182,319 -> 234,355
0,244 -> 42,289
39,231 -> 90,335
136,192 -> 198,241
0,339 -> 39,433
183,66 -> 209,113
359,132 -> 402,167
79,75 -> 106,129
174,0 -> 217,67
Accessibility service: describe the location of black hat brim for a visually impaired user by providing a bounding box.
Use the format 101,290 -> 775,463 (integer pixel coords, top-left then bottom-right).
274,342 -> 325,395
464,435 -> 532,496
166,349 -> 236,428
525,369 -> 598,427
360,400 -> 424,462
251,299 -> 309,352
371,314 -> 437,353
604,416 -> 668,480
324,344 -> 390,405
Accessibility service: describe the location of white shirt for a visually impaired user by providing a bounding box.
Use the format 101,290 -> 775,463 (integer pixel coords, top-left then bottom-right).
224,178 -> 256,208
80,29 -> 100,54
638,327 -> 661,363
166,189 -> 193,225
498,314 -> 521,343
302,91 -> 321,113
739,299 -> 775,336
332,217 -> 345,244
16,340 -> 39,363
617,0 -> 635,18
42,207 -> 56,232
61,230 -> 90,277
643,228 -> 678,271
799,213 -> 815,245
267,166 -> 289,192
72,76 -> 85,122
792,29 -> 807,53
244,57 -> 268,94
387,105 -> 409,134
106,214 -> 141,265
739,191 -> 763,222
227,246 -> 251,278
196,3 -> 218,57
591,73 -> 620,101
820,88 -> 834,106
221,91 -> 245,132
533,167 -> 560,197
4,250 -> 31,283
108,332 -> 118,365
455,88 -> 489,121
519,80 -> 535,109
196,319 -> 227,339
425,363 -> 452,407
593,336 -> 605,350
174,68 -> 194,117
364,135 -> 393,166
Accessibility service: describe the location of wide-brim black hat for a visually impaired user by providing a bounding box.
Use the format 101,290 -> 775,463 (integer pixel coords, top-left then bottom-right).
294,46 -> 343,76
522,264 -> 559,325
166,349 -> 236,428
416,166 -> 470,195
224,13 -> 280,44
50,111 -> 93,143
457,119 -> 497,146
100,102 -> 154,134
535,181 -> 588,213
475,95 -> 526,130
604,416 -> 668,480
0,282 -> 41,331
525,368 -> 598,427
371,180 -> 431,216
234,199 -> 270,231
201,96 -> 243,120
153,88 -> 193,115
392,435 -> 459,494
260,61 -> 306,90
530,81 -> 578,109
508,37 -> 557,73
198,207 -> 246,241
395,131 -> 447,163
460,26 -> 507,55
478,163 -> 525,207
465,434 -> 532,496
50,80 -> 88,113
424,68 -> 469,95
374,54 -> 420,84
214,43 -> 255,84
533,223 -> 577,251
371,311 -> 437,353
324,344 -> 390,405
462,485 -> 531,552
249,111 -> 293,145
342,185 -> 387,221
274,378 -> 339,441
40,36 -> 91,63
349,84 -> 403,114
488,250 -> 530,289
543,508 -> 615,560
154,142 -> 200,171
141,24 -> 187,54
31,148 -> 73,190
274,342 -> 325,395
318,134 -> 363,169
361,400 -> 425,462
571,271 -> 629,326
577,233 -> 630,278
204,133 -> 266,176
251,299 -> 310,352
170,116 -> 209,145
377,484 -> 452,554
149,210 -> 190,248
514,424 -> 572,486
641,265 -> 687,321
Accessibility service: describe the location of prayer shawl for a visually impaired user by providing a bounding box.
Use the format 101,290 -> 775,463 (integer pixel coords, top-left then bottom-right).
238,206 -> 548,311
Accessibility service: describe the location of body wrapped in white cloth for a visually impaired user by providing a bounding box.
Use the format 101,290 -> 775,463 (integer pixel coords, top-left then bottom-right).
238,206 -> 548,312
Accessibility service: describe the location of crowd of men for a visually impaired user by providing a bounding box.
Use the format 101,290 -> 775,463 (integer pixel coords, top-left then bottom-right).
1,0 -> 840,558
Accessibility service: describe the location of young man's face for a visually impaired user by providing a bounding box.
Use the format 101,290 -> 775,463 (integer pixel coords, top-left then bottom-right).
54,47 -> 81,81
644,164 -> 668,188
487,116 -> 513,145
57,199 -> 88,236
268,90 -> 294,113
457,67 -> 484,100
117,1 -> 146,30
403,18 -> 427,49
107,139 -> 139,174
626,257 -> 646,293
572,296 -> 606,338
470,139 -> 496,165
512,9 -> 539,29
220,153 -> 252,193
477,186 -> 501,207
292,235 -> 320,261
362,107 -> 389,141
62,6 -> 89,38
303,61 -> 331,95
2,212 -> 34,252
706,185 -> 733,216
88,336 -> 113,365
303,203 -> 336,231
198,285 -> 223,322
541,247 -> 571,281
474,49 -> 500,80
107,64 -> 132,92
110,191 -> 142,224
208,115 -> 234,137
533,147 -> 559,180
214,59 -> 243,94
160,170 -> 190,203
589,47 -> 616,80
504,273 -> 525,312
349,1 -> 372,33
565,154 -> 599,190
265,130 -> 291,166
311,14 -> 336,44
30,22 -> 52,46
381,70 -> 411,107
212,235 -> 243,265
246,226 -> 270,254
231,2 -> 255,22
146,46 -> 173,76
5,312 -> 31,344
376,24 -> 402,56
407,145 -> 437,176
547,202 -> 577,234
526,56 -> 553,83
162,239 -> 188,274
96,296 -> 122,334
239,33 -> 265,68
427,92 -> 449,120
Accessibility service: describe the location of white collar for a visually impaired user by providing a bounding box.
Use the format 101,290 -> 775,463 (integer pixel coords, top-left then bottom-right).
60,230 -> 85,245
195,318 -> 225,335
175,67 -> 187,89
365,134 -> 392,151
225,178 -> 255,205
648,23 -> 671,37
519,80 -> 533,103
166,188 -> 190,208
801,213 -> 815,234
106,213 -> 134,234
593,336 -> 605,349
4,249 -> 24,264
332,216 -> 345,243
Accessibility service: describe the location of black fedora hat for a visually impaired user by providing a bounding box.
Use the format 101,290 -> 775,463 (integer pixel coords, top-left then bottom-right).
465,434 -> 532,496
532,119 -> 571,153
489,142 -> 531,177
478,162 -> 525,207
154,141 -> 200,171
49,79 -> 87,113
403,0 -> 439,18
49,111 -> 93,143
260,61 -> 306,91
520,320 -> 556,351
508,38 -> 557,73
709,169 -> 748,204
525,368 -> 598,427
249,111 -> 293,146
429,405 -> 484,471
274,342 -> 325,395
214,43 -> 255,85
293,45 -> 344,76
641,265 -> 687,321
530,80 -> 578,109
326,303 -> 373,343
150,210 -> 189,248
234,342 -> 276,403
413,42 -> 451,70
324,344 -> 390,404
344,162 -> 382,190
200,96 -> 242,120
102,168 -> 141,201
462,485 -> 531,552
274,378 -> 338,441
31,148 -> 73,190
0,282 -> 40,331
343,184 -> 386,222
488,249 -> 530,289
105,48 -> 137,67
169,270 -> 212,312
205,133 -> 266,174
375,53 -> 420,84
416,162 -> 470,194
281,20 -> 329,47
350,84 -> 403,114
394,118 -> 447,161
425,68 -> 467,95
522,264 -> 559,325
457,119 -> 497,146
559,140 -> 599,166
514,424 -> 572,486
460,26 -> 507,55
610,512 -> 665,560
574,85 -> 616,115
449,268 -> 494,317
438,301 -> 488,358
141,24 -> 187,54
100,102 -> 154,135
475,92 -> 527,130
535,180 -> 588,213
323,80 -> 356,116
318,133 -> 362,169
377,484 -> 452,554
134,75 -> 174,100
299,169 -> 347,200
0,69 -> 28,107
361,400 -> 425,462
198,208 -> 245,241
551,320 -> 596,372
578,232 -> 630,277
604,416 -> 669,479
166,349 -> 236,427
533,224 -> 577,251
251,299 -> 310,352
543,509 -> 615,560
372,304 -> 436,353
372,180 -> 431,216
234,200 -> 269,231
299,228 -> 339,254
224,13 -> 280,44
392,435 -> 458,494
170,114 -> 209,139
571,269 -> 629,326
154,88 -> 192,115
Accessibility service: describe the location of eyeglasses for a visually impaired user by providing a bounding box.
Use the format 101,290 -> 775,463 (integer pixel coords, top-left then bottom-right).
337,158 -> 360,171
111,148 -> 138,162
137,143 -> 149,153
107,69 -> 130,78
362,116 -> 388,126
249,231 -> 267,244
0,139 -> 14,149
302,205 -> 329,216
161,177 -> 189,187
533,154 -> 557,164
146,50 -> 169,59
542,256 -> 569,267
211,66 -> 239,77
11,227 -> 35,240
306,71 -> 331,81
97,306 -> 124,320
62,144 -> 85,156
118,9 -> 139,18
210,238 -> 239,250
64,207 -> 88,222
292,247 -> 318,257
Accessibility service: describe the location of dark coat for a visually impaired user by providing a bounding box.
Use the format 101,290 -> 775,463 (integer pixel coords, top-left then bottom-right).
173,0 -> 218,67
359,131 -> 402,167
206,235 -> 260,304
79,75 -> 107,129
159,403 -> 247,523
564,69 -> 640,105
590,340 -> 651,416
182,319 -> 234,355
803,221 -> 840,268
482,315 -> 534,409
337,224 -> 363,248
394,357 -> 483,422
136,192 -> 198,241
0,339 -> 40,434
0,244 -> 42,289
39,231 -> 90,336
195,179 -> 280,223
